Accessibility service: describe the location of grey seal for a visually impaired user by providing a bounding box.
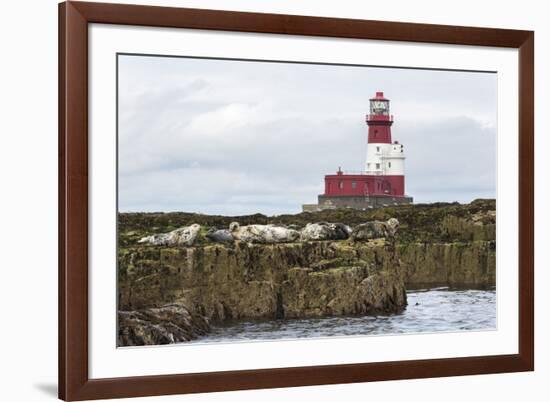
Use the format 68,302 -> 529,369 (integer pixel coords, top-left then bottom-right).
229,222 -> 300,244
350,218 -> 399,242
138,223 -> 201,247
205,227 -> 234,243
300,222 -> 352,241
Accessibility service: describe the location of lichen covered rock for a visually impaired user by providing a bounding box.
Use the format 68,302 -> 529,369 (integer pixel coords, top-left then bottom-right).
117,200 -> 497,345
118,199 -> 496,247
117,303 -> 210,346
398,240 -> 496,289
118,240 -> 406,326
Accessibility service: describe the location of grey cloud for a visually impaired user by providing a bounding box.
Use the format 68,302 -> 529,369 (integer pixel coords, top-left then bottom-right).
118,55 -> 497,215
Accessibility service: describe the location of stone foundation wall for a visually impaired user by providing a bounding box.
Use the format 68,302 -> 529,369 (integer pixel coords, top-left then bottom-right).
302,195 -> 413,212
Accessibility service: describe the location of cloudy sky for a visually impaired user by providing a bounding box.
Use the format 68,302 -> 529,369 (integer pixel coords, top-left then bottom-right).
118,54 -> 497,215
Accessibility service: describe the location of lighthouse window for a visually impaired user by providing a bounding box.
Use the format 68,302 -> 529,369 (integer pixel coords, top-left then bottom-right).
376,146 -> 380,152
351,181 -> 357,189
339,181 -> 344,190
376,163 -> 380,169
388,162 -> 392,168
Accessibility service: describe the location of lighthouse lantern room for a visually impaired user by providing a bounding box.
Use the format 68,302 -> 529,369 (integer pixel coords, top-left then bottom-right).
303,92 -> 413,211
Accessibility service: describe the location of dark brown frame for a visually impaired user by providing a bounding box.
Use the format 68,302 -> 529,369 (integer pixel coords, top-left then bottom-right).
59,1 -> 534,400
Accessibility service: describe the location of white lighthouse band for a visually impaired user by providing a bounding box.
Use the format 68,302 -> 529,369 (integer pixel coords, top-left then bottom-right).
365,142 -> 405,175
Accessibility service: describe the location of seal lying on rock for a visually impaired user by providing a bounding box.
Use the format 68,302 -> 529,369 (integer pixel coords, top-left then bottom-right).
229,222 -> 300,244
350,218 -> 399,242
205,227 -> 234,243
138,224 -> 201,247
300,222 -> 352,241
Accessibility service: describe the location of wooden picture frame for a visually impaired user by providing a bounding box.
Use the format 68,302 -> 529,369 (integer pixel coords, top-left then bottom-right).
59,1 -> 534,400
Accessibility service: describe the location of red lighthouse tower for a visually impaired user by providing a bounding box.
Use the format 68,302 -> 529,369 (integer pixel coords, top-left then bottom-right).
303,92 -> 413,211
367,91 -> 393,144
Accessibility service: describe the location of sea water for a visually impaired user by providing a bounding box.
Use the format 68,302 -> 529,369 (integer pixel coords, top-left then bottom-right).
195,288 -> 496,343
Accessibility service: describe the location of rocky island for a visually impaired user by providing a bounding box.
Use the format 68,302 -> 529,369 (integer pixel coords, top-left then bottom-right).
117,199 -> 495,346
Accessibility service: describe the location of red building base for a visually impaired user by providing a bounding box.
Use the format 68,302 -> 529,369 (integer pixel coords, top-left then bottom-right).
324,170 -> 405,197
301,170 -> 412,212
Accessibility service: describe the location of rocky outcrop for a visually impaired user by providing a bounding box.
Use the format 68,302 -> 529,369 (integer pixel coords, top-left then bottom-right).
398,206 -> 496,289
118,303 -> 210,346
117,200 -> 497,345
118,240 -> 406,327
118,199 -> 496,247
398,241 -> 496,289
440,213 -> 496,242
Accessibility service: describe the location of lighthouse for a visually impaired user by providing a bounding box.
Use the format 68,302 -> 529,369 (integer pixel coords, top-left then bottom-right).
364,92 -> 406,196
302,91 -> 413,211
